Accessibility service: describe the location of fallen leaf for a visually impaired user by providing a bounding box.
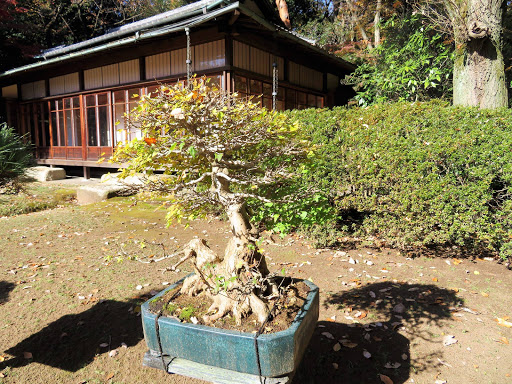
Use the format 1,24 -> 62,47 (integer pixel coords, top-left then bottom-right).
453,258 -> 462,265
481,292 -> 489,297
474,271 -> 480,275
108,350 -> 118,357
363,350 -> 371,358
379,374 -> 393,384
443,335 -> 458,346
321,332 -> 334,340
0,355 -> 4,362
340,340 -> 358,348
332,363 -> 339,369
99,343 -> 109,348
384,362 -> 401,369
432,277 -> 438,282
496,318 -> 512,328
23,352 -> 32,359
497,337 -> 509,345
105,372 -> 115,380
401,353 -> 408,360
354,310 -> 367,319
333,343 -> 341,352
435,380 -> 447,384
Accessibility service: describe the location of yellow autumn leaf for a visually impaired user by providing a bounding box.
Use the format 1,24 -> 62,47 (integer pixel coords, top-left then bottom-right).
496,318 -> 512,328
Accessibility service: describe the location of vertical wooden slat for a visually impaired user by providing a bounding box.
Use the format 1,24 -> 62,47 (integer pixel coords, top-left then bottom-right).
80,95 -> 86,160
139,57 -> 146,81
48,100 -> 54,158
109,91 -> 114,149
33,103 -> 40,148
95,94 -> 100,150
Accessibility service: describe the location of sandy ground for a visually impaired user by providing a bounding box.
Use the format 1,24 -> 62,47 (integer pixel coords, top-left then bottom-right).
0,194 -> 511,384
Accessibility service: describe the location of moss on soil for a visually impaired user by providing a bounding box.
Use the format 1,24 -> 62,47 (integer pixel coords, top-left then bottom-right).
149,281 -> 310,334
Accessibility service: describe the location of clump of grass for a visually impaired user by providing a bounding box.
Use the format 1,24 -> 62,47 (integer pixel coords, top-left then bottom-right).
0,187 -> 76,216
166,303 -> 177,314
178,305 -> 196,322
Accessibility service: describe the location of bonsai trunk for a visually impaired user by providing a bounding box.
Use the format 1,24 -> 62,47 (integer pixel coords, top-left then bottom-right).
176,174 -> 272,325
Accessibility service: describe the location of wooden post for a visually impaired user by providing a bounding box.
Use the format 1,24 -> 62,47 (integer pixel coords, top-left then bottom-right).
79,95 -> 87,161
83,166 -> 90,179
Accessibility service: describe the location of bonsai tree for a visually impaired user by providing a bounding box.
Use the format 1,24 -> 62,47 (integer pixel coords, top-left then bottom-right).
112,79 -> 309,325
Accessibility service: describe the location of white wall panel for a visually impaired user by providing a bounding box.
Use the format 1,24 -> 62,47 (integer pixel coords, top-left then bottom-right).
289,61 -> 323,91
171,48 -> 187,75
33,80 -> 46,98
250,46 -> 270,77
146,52 -> 170,79
50,76 -> 65,95
289,61 -> 300,85
119,59 -> 140,83
194,40 -> 225,71
233,40 -> 250,70
84,67 -> 102,90
21,80 -> 46,100
102,63 -> 119,87
21,83 -> 34,100
277,57 -> 285,81
64,73 -> 79,93
1,84 -> 18,99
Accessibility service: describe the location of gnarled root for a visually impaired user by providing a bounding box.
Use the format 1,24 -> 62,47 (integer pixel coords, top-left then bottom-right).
174,236 -> 273,326
203,291 -> 270,326
181,274 -> 208,296
203,294 -> 234,324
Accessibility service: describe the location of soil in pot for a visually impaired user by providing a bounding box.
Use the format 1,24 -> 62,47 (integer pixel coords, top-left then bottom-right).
148,280 -> 310,334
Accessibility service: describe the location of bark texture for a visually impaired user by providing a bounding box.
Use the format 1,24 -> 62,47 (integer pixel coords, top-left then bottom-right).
451,0 -> 508,108
172,169 -> 274,325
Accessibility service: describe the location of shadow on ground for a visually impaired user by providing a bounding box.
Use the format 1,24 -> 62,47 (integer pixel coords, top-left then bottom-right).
3,299 -> 144,372
294,281 -> 463,384
0,281 -> 15,305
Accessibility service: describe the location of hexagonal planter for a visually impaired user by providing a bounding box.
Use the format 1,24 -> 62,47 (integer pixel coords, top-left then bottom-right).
141,276 -> 319,383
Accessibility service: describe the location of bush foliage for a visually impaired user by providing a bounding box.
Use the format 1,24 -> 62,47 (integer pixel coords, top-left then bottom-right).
0,123 -> 32,191
287,101 -> 512,259
345,15 -> 454,106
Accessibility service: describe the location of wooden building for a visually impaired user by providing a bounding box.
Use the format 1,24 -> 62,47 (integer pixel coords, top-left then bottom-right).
0,0 -> 354,176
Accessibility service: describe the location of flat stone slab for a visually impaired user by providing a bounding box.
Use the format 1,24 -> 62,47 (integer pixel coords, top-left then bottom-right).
143,352 -> 293,384
77,185 -> 129,205
25,166 -> 66,182
100,172 -> 144,186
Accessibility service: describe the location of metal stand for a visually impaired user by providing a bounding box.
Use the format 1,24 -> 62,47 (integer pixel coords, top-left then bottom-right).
143,350 -> 294,384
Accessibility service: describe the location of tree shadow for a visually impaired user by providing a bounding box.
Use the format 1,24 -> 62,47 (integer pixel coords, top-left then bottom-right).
0,281 -> 15,305
2,299 -> 144,372
294,282 -> 464,384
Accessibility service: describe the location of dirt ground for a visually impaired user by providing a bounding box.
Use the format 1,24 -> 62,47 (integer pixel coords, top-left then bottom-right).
1,182 -> 511,384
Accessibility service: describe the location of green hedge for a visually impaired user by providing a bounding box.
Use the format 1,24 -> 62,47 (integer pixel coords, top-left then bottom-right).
286,101 -> 512,259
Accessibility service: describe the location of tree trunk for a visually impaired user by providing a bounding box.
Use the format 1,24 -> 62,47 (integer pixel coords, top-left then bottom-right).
374,0 -> 382,46
176,171 -> 272,325
452,0 -> 508,108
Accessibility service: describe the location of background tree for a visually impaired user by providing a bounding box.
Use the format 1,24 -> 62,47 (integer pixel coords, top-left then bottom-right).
111,80 -> 309,324
418,0 -> 508,108
345,14 -> 455,105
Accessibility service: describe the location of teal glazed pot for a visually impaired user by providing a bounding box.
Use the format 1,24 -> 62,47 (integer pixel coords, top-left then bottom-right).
141,276 -> 319,378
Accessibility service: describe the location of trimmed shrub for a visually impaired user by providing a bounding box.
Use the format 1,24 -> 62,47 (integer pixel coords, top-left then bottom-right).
286,101 -> 512,259
0,123 -> 33,192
